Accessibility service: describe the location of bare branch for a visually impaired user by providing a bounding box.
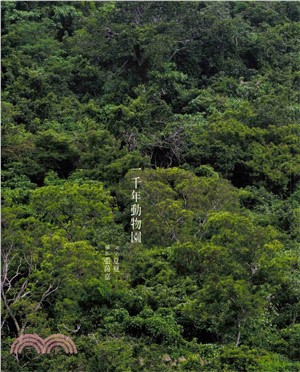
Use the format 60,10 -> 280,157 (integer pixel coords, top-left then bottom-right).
35,285 -> 59,312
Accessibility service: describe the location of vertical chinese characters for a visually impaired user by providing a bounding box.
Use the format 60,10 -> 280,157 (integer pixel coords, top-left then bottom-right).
113,246 -> 119,273
131,176 -> 142,243
104,244 -> 111,281
104,245 -> 120,280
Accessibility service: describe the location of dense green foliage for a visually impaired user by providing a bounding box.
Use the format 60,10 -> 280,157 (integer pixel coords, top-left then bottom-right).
2,1 -> 300,371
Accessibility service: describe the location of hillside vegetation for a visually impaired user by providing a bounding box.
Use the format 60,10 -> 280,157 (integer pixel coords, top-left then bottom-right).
2,2 -> 300,371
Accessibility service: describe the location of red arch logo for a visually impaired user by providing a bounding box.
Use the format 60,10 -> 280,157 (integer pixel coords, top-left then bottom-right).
10,334 -> 77,354
11,334 -> 45,354
44,334 -> 77,354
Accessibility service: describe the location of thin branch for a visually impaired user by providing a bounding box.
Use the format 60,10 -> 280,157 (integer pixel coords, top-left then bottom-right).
35,285 -> 59,312
235,320 -> 241,347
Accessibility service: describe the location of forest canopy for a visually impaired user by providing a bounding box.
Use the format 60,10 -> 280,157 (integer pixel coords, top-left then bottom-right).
2,1 -> 300,371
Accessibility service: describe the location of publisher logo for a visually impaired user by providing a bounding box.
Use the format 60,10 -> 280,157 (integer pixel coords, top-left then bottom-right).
10,334 -> 77,354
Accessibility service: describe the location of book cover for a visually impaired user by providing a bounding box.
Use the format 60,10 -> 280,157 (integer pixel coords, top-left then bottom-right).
2,1 -> 299,371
